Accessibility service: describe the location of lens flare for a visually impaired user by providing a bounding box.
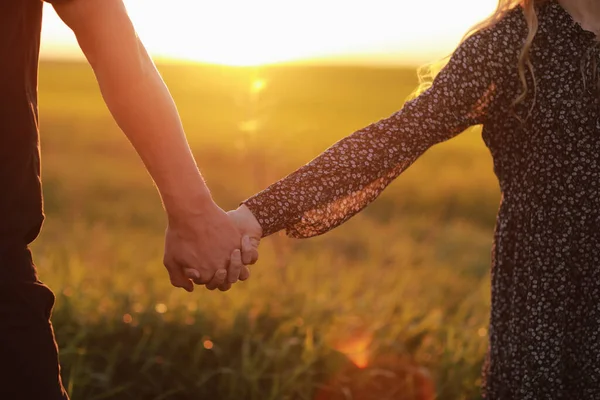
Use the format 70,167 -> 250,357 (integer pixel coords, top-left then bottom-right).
251,79 -> 267,94
334,333 -> 372,369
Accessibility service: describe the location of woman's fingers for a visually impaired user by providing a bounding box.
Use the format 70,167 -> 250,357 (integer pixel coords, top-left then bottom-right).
249,238 -> 260,264
241,236 -> 260,265
227,249 -> 243,284
220,247 -> 244,291
239,265 -> 251,281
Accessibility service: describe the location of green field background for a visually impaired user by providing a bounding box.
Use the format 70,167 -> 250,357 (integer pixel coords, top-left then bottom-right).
34,60 -> 501,400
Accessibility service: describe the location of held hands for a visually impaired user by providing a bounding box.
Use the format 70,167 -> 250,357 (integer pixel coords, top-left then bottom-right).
163,201 -> 249,292
164,201 -> 262,292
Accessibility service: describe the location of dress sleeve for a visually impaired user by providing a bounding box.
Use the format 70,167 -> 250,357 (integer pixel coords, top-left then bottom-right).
243,30 -> 503,238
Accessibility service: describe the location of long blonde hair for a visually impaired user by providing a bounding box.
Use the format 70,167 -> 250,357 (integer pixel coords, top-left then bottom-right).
416,0 -> 548,111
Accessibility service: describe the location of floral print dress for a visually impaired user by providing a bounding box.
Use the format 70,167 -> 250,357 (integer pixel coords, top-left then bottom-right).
243,1 -> 600,398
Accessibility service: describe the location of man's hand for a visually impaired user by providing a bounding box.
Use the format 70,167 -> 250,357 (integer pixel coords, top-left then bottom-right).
52,0 -> 246,291
164,202 -> 242,292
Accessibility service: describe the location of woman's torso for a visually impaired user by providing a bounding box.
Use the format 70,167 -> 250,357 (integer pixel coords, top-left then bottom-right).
483,1 -> 600,228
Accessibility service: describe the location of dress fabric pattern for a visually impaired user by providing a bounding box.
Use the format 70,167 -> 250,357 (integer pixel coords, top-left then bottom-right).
244,1 -> 600,398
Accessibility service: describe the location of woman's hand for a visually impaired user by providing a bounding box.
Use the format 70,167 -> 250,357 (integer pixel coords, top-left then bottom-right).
215,205 -> 263,291
227,204 -> 262,264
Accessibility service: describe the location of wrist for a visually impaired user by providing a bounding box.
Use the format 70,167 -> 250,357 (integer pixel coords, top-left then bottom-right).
164,189 -> 217,226
237,204 -> 264,238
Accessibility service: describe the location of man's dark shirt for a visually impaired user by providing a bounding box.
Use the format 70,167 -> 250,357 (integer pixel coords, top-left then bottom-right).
1,1 -> 64,280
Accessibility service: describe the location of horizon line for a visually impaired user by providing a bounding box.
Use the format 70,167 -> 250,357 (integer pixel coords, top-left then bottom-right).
39,53 -> 426,69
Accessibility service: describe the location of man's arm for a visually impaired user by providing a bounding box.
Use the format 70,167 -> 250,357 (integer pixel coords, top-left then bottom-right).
51,0 -> 244,291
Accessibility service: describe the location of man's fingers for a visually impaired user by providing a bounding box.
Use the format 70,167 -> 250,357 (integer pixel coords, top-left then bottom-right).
239,265 -> 251,281
228,249 -> 242,284
241,236 -> 260,265
184,268 -> 201,284
182,266 -> 215,285
184,267 -> 233,290
179,278 -> 194,292
205,269 -> 227,291
164,261 -> 194,292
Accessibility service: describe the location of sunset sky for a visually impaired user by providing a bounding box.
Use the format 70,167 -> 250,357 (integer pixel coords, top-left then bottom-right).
41,0 -> 498,66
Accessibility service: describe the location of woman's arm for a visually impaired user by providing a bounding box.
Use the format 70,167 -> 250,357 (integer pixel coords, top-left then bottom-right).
243,30 -> 505,239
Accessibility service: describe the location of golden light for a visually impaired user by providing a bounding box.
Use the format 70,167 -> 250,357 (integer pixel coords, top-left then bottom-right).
238,120 -> 260,133
41,0 -> 498,66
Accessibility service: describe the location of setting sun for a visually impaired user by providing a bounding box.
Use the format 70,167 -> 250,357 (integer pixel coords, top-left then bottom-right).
41,0 -> 498,66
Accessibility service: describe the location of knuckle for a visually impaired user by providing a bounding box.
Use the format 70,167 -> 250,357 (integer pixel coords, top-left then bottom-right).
170,278 -> 182,288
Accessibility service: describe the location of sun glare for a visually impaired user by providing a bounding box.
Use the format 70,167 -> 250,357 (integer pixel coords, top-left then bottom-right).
41,0 -> 498,66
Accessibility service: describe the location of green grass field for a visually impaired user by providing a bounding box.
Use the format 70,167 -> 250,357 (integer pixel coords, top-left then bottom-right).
35,60 -> 501,400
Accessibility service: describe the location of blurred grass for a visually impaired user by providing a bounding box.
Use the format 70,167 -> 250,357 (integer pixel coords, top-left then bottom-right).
34,60 -> 500,399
